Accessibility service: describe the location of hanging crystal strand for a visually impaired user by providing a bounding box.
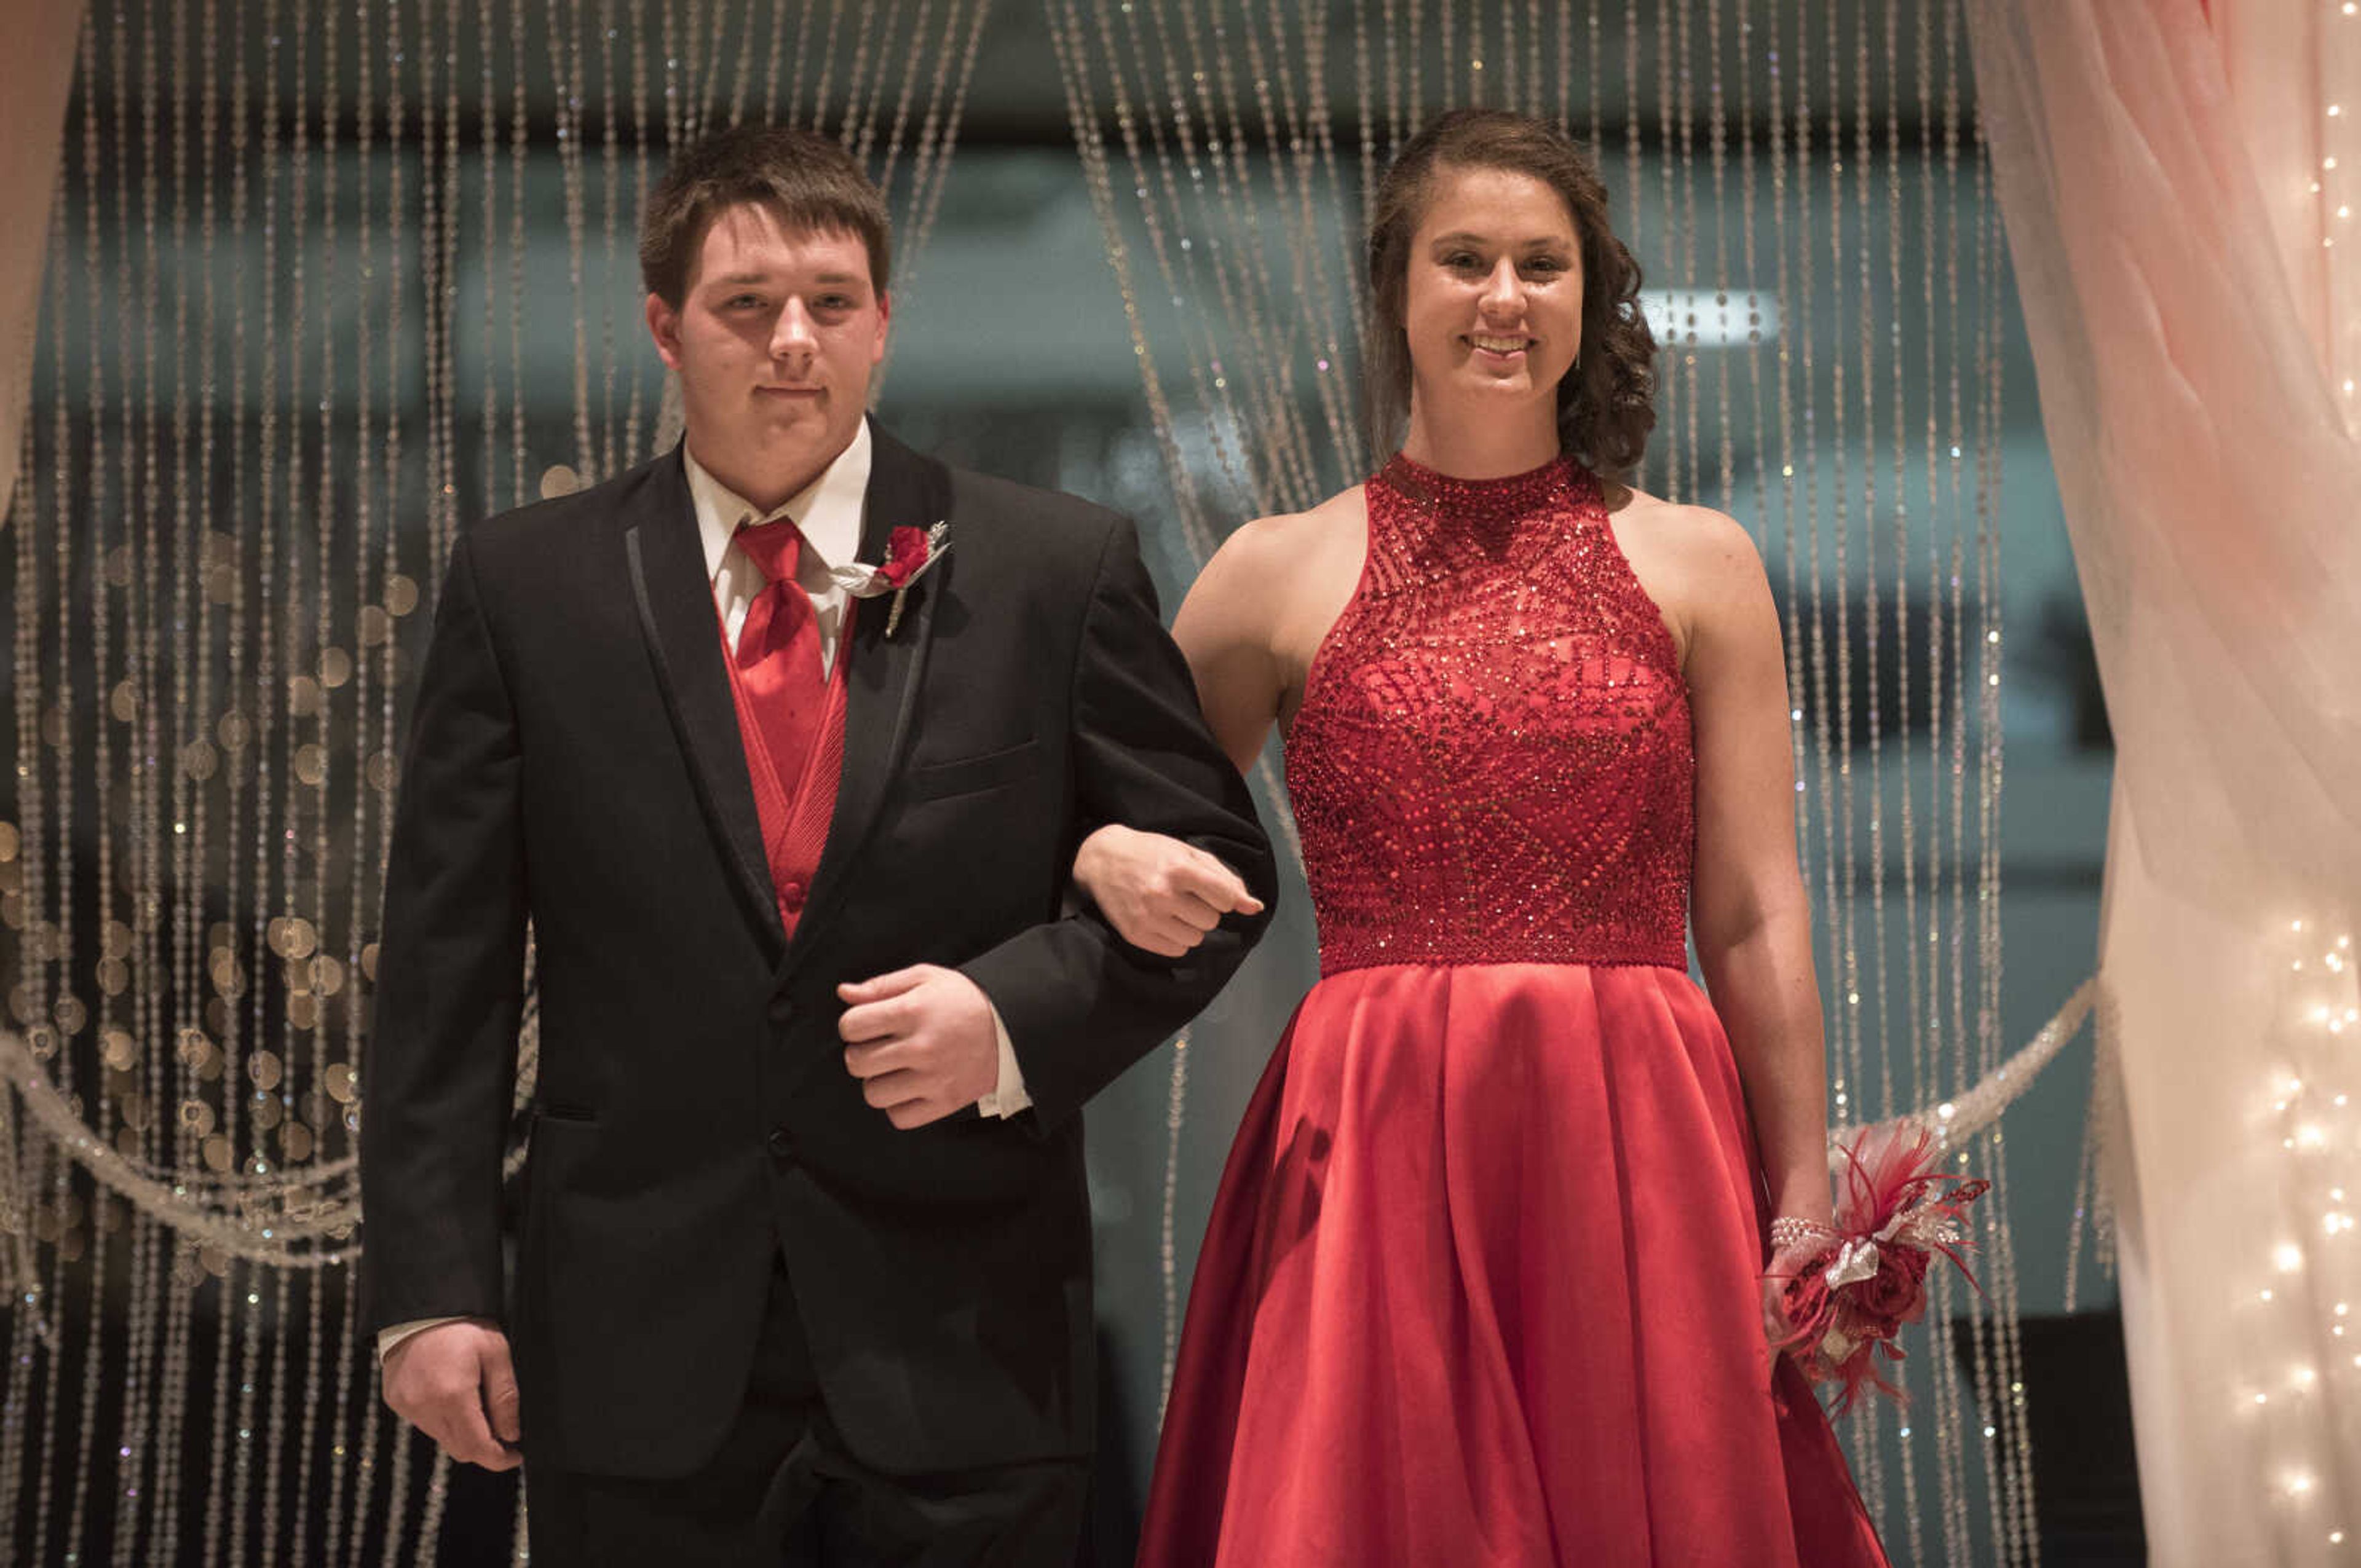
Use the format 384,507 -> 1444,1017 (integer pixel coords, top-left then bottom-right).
411,0 -> 449,570
432,0 -> 465,570
1618,0 -> 1641,484
111,0 -> 178,1552
1118,0 -> 1271,521
1155,1028 -> 1189,1420
1044,0 -> 1208,543
1285,0 -> 1369,479
223,0 -> 295,1554
1785,4 -> 1858,1255
1872,8 -> 1928,1536
671,0 -> 702,142
1241,0 -> 1359,492
277,9 -> 342,1561
1666,0 -> 1700,508
1240,0 -> 1343,506
1758,0 -> 1812,1060
842,0 -> 898,165
599,0 -> 625,478
1193,0 -> 1322,509
1,170 -> 71,1556
625,0 -> 653,462
1495,0 -> 1513,112
478,0 -> 503,521
1438,0 -> 1454,106
1923,6 -> 1971,1553
1812,0 -> 1869,1211
61,6 -> 133,1557
1941,18 -> 1999,1555
1899,0 -> 1936,1138
13,120 -> 79,1567
1846,0 -> 1908,1516
1974,98 -> 2039,1567
1703,0 -> 1737,516
1404,0 -> 1420,122
761,0 -> 792,121
1354,1 -> 1378,213
1844,0 -> 1894,1142
809,0 -> 848,136
414,1446 -> 457,1555
1867,0 -> 1909,1130
146,0 -> 217,1546
550,0 -> 598,479
1650,0 -> 1678,499
321,0 -> 392,1542
1113,0 -> 1267,516
896,0 -> 987,281
869,0 -> 931,215
341,1371 -> 388,1568
259,0 -> 323,1551
301,2 -> 363,1557
783,0 -> 821,130
724,0 -> 759,127
1081,0 -> 1252,524
880,0 -> 946,219
507,0 -> 531,510
374,1398 -> 419,1567
1937,8 -> 1978,1556
1580,0 -> 1597,152
199,9 -> 256,1561
686,0 -> 724,138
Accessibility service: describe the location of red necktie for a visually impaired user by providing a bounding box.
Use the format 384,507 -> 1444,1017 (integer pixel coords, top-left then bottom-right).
730,517 -> 826,804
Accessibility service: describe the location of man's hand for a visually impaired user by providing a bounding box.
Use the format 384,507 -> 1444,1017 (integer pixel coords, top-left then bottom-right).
1072,824 -> 1264,958
837,964 -> 1002,1130
381,1318 -> 521,1471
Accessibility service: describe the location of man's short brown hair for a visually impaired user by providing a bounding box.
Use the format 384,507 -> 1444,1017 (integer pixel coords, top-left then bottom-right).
639,124 -> 892,307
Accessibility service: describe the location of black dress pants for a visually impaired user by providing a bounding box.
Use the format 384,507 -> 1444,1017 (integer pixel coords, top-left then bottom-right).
524,1258 -> 1090,1567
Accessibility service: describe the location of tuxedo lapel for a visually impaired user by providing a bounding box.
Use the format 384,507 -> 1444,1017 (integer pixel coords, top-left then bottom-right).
624,448 -> 788,955
783,424 -> 954,975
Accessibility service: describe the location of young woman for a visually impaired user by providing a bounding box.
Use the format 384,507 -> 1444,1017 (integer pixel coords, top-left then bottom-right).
1079,111 -> 1892,1566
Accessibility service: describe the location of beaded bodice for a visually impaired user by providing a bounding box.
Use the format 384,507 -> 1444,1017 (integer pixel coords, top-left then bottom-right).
1285,453 -> 1695,975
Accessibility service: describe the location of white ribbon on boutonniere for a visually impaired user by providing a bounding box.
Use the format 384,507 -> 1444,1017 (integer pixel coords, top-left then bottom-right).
826,521 -> 951,638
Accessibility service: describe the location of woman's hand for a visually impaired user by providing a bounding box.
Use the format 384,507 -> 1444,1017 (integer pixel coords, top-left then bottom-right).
1073,824 -> 1265,957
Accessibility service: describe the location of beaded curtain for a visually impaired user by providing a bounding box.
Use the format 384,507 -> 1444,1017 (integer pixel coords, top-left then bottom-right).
1048,1 -> 2086,1563
0,1 -> 989,1561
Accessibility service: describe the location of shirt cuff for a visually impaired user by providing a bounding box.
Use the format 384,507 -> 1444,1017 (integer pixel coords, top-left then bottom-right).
378,1315 -> 469,1363
975,1004 -> 1032,1119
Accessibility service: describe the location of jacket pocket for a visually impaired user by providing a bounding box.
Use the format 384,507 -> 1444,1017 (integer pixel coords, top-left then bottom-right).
902,737 -> 1043,802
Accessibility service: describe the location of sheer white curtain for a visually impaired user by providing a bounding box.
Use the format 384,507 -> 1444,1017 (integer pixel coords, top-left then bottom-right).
1972,2 -> 2361,1561
0,1 -> 85,524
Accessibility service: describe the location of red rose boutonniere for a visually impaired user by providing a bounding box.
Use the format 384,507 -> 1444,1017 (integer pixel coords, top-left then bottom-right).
830,521 -> 951,638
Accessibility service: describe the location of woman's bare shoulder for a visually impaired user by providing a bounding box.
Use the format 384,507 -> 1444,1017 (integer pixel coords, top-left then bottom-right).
1609,487 -> 1761,576
1211,484 -> 1370,569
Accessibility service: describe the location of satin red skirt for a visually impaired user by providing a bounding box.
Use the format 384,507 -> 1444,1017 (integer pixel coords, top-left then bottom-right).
1136,962 -> 1892,1567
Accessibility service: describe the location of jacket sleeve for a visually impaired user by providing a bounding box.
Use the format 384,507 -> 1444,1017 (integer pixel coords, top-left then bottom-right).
958,515 -> 1278,1130
359,530 -> 529,1333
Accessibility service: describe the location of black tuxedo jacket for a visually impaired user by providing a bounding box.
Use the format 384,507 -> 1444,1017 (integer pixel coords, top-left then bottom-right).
359,424 -> 1275,1479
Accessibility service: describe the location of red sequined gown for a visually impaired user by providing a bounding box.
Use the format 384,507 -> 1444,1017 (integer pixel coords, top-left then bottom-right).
1136,454 -> 1891,1567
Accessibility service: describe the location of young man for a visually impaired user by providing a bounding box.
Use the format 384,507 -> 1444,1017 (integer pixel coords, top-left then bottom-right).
360,124 -> 1275,1564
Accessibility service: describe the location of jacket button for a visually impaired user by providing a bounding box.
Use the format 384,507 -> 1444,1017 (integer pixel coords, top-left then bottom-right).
767,1127 -> 796,1160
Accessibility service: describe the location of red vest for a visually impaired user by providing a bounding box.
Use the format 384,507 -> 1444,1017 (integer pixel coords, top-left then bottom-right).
718,601 -> 853,940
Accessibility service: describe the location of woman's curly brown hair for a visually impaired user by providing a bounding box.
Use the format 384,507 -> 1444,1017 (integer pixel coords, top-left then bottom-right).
1365,109 -> 1656,484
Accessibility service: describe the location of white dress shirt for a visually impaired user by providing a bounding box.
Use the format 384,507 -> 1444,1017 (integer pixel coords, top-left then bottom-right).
378,422 -> 1029,1363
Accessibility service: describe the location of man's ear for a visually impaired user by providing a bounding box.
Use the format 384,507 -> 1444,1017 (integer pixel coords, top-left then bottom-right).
645,293 -> 684,371
871,290 -> 892,364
